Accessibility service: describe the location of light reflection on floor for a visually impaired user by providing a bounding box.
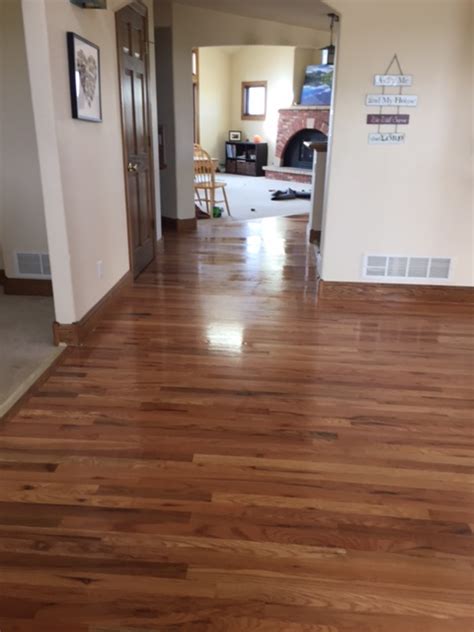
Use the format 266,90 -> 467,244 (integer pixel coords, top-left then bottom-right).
206,322 -> 244,353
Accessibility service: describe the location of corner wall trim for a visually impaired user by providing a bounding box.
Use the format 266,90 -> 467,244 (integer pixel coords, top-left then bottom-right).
161,216 -> 197,232
318,280 -> 474,304
3,276 -> 53,296
53,270 -> 132,346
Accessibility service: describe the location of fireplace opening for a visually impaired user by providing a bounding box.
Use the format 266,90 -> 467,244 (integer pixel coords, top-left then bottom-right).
282,129 -> 327,170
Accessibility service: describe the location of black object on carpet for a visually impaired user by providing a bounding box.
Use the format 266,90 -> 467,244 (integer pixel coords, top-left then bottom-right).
271,188 -> 311,201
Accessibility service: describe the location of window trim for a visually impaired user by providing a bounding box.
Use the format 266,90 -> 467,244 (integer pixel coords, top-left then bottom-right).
241,81 -> 267,121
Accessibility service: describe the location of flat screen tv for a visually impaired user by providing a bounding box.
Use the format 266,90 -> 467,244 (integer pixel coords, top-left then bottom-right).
300,64 -> 334,106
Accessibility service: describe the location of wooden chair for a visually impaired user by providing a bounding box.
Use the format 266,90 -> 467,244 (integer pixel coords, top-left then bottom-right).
193,144 -> 231,218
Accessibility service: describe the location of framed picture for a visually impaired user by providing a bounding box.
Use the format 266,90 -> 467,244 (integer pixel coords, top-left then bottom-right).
67,32 -> 102,122
229,130 -> 242,141
300,64 -> 334,106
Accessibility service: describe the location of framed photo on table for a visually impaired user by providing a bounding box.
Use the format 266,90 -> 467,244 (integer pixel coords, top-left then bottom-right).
67,32 -> 102,122
229,130 -> 242,141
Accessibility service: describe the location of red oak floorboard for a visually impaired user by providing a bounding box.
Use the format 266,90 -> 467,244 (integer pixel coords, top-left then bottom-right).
0,215 -> 473,631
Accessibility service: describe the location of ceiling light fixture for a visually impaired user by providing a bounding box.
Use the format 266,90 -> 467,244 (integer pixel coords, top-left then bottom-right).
320,12 -> 339,65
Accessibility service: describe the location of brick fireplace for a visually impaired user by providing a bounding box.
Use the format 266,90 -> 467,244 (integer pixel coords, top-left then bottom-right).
264,107 -> 330,183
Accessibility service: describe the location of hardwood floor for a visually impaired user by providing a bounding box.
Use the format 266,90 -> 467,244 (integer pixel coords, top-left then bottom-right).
1,215 -> 473,631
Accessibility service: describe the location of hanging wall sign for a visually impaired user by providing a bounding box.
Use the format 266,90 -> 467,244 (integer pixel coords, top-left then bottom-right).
368,132 -> 405,145
374,74 -> 412,87
366,94 -> 418,107
366,54 -> 416,145
367,114 -> 410,125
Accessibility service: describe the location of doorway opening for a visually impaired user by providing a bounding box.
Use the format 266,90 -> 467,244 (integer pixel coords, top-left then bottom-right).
191,45 -> 331,227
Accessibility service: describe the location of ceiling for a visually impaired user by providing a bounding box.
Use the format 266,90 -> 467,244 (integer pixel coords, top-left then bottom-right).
174,0 -> 333,32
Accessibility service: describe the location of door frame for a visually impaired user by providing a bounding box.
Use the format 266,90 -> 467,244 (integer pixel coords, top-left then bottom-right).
116,0 -> 157,276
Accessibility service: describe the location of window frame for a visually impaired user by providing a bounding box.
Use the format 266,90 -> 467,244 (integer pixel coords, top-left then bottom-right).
241,81 -> 267,121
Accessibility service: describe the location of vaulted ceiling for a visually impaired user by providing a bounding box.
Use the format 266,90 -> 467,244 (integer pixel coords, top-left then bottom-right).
174,0 -> 332,31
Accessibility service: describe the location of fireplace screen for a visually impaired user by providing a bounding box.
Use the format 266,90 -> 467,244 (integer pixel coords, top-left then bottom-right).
283,129 -> 327,170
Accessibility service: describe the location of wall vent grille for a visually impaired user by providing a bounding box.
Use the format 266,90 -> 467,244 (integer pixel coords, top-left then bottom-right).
364,255 -> 451,282
16,252 -> 51,278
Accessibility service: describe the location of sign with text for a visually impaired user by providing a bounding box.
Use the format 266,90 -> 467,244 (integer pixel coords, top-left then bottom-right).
368,132 -> 405,145
374,74 -> 413,86
366,94 -> 418,107
367,114 -> 410,125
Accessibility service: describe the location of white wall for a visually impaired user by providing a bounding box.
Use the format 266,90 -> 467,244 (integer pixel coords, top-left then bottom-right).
0,0 -> 49,279
21,0 -> 161,323
156,1 -> 328,220
198,47 -> 232,163
321,0 -> 473,286
228,46 -> 295,166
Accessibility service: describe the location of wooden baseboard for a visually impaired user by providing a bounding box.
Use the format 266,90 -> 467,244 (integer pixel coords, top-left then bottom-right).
3,276 -> 53,296
318,280 -> 474,304
53,270 -> 132,346
162,216 -> 197,232
309,229 -> 321,245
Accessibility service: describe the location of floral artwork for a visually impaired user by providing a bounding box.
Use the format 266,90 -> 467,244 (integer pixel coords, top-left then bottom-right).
67,32 -> 102,122
76,49 -> 98,107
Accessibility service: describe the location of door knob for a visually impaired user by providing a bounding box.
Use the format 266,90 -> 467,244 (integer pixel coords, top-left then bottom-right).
127,162 -> 138,172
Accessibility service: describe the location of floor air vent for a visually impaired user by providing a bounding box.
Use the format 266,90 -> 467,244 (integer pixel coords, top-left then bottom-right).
364,255 -> 451,282
16,252 -> 51,278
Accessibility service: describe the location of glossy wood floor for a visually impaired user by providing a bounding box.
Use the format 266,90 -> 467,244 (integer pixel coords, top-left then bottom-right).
1,215 -> 473,631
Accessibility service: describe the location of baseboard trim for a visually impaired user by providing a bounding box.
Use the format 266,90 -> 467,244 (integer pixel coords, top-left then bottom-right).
53,270 -> 132,346
318,280 -> 474,303
3,276 -> 53,296
162,216 -> 197,232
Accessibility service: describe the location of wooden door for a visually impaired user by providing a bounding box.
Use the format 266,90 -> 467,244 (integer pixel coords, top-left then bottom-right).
116,2 -> 155,278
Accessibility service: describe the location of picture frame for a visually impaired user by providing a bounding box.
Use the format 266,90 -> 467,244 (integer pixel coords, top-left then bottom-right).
67,32 -> 102,122
229,130 -> 242,141
300,64 -> 334,107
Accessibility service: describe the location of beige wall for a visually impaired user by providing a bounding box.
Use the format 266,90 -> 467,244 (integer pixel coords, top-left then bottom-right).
156,1 -> 328,219
293,47 -> 321,105
156,21 -> 178,218
321,0 -> 473,286
228,46 -> 295,166
0,0 -> 49,279
44,0 -> 130,319
21,0 -> 161,323
198,47 -> 232,163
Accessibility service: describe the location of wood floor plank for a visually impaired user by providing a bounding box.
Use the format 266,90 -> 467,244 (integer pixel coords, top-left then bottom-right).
0,215 -> 473,630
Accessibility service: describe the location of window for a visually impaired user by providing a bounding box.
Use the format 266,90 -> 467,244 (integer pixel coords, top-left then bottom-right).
242,81 -> 267,120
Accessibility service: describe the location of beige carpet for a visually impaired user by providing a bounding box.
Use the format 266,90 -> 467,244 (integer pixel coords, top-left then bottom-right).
0,287 -> 61,417
200,173 -> 312,220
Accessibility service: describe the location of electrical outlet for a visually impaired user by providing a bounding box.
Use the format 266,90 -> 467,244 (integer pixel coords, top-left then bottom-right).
96,260 -> 103,280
